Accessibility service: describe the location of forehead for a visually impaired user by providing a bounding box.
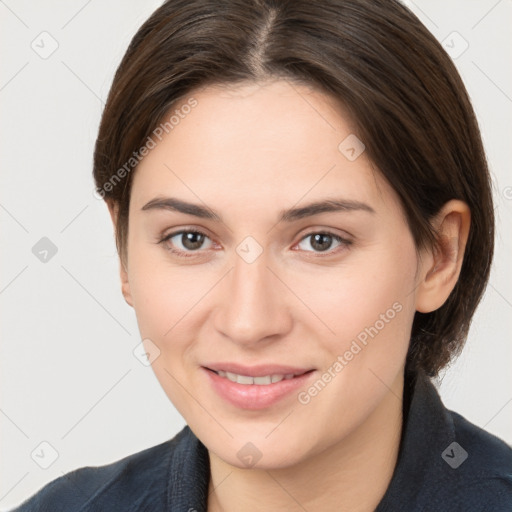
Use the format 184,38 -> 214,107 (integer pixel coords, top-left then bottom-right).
130,79 -> 400,218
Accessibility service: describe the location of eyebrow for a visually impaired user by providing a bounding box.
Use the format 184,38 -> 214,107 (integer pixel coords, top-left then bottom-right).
141,196 -> 375,222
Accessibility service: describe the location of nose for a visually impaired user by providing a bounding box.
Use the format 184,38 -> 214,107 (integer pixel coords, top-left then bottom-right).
213,249 -> 293,347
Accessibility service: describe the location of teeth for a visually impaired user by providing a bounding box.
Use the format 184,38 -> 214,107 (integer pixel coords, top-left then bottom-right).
236,374 -> 254,385
217,371 -> 297,385
252,375 -> 271,384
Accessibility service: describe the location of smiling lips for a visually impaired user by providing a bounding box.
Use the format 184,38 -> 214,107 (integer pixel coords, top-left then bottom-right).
214,371 -> 298,385
204,362 -> 313,383
203,363 -> 316,409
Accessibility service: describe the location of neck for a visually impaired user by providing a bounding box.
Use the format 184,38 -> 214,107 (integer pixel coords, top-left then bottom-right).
207,372 -> 404,512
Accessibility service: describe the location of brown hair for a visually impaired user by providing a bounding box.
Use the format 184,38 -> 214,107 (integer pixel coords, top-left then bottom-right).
93,0 -> 494,377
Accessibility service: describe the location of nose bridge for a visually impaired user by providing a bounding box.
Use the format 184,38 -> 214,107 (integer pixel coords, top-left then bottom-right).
214,247 -> 290,344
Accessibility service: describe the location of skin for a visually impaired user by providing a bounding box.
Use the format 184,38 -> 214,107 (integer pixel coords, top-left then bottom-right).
107,79 -> 470,512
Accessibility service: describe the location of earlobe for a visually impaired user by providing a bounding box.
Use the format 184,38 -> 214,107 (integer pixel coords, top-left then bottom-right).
106,200 -> 134,308
415,200 -> 471,313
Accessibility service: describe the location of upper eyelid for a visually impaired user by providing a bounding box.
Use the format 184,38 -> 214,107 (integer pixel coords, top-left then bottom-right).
162,228 -> 213,242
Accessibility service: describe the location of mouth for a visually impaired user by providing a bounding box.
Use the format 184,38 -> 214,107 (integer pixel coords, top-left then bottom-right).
205,368 -> 314,385
202,365 -> 317,410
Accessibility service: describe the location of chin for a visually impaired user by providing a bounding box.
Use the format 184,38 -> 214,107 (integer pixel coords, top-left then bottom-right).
207,433 -> 311,471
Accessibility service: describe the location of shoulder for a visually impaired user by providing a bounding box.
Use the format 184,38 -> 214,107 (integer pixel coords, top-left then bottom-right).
450,408 -> 512,472
10,428 -> 190,512
379,371 -> 512,511
420,403 -> 512,511
444,409 -> 512,504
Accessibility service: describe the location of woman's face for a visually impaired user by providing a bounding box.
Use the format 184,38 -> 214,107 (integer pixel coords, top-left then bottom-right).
120,79 -> 425,469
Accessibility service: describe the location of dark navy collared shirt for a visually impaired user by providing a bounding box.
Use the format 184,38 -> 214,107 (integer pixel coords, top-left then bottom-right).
11,370 -> 512,511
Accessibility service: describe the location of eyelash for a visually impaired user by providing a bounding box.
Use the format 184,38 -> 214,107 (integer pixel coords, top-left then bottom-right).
158,229 -> 353,259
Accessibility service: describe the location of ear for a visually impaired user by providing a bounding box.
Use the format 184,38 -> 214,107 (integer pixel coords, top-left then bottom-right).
106,200 -> 134,308
415,199 -> 471,313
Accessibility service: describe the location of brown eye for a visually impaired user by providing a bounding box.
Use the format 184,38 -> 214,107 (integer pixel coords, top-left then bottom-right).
179,231 -> 206,250
296,232 -> 351,254
160,230 -> 213,256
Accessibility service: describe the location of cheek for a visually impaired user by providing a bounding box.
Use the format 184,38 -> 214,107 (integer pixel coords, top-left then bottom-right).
331,246 -> 418,389
127,255 -> 207,408
126,242 -> 208,341
295,245 -> 417,348
292,249 -> 417,444
131,281 -> 208,350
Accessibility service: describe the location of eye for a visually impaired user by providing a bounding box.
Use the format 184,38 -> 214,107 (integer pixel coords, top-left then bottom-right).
159,229 -> 214,257
295,231 -> 352,254
158,229 -> 352,258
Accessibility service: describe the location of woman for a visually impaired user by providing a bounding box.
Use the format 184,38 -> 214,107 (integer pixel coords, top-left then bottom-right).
13,0 -> 512,510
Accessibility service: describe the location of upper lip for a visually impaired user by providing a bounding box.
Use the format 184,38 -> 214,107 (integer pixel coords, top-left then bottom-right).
204,362 -> 314,377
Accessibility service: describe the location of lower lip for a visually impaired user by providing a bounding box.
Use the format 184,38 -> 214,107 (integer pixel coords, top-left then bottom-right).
203,367 -> 315,410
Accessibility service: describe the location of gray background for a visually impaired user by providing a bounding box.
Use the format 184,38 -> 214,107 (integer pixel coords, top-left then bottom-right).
1,0 -> 511,509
